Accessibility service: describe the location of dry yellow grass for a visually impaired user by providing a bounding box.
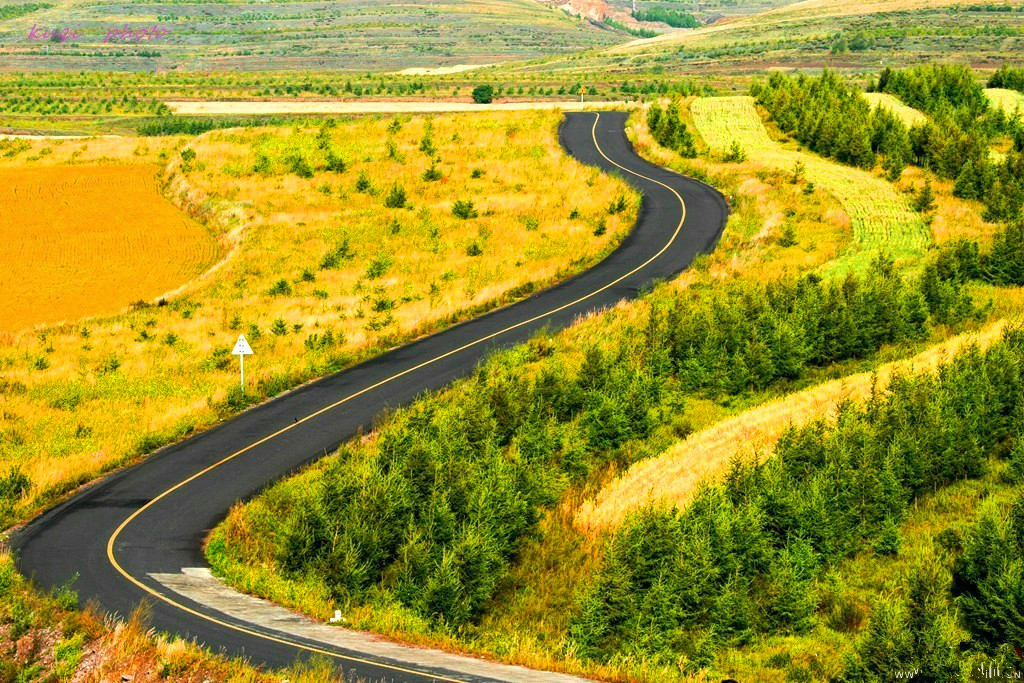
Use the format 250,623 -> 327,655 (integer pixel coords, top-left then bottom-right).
985,87 -> 1024,114
576,321 -> 1009,533
0,111 -> 635,512
0,165 -> 220,332
862,92 -> 928,127
896,165 -> 997,246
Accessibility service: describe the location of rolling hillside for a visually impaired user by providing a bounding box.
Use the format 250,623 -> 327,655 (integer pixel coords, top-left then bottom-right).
0,0 -> 627,71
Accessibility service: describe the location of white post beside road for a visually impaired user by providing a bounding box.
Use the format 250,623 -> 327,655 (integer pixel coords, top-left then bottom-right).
232,334 -> 254,392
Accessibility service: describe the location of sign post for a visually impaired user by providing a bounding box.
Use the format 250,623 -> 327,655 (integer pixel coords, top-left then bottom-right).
231,334 -> 254,392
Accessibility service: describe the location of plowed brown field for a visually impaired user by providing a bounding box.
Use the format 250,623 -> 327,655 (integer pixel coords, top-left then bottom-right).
0,165 -> 220,332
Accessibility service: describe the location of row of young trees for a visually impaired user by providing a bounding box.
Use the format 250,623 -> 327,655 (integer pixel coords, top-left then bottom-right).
987,64 -> 1024,94
754,66 -> 1024,222
931,221 -> 1024,288
570,329 -> 1024,671
752,70 -> 911,176
844,488 -> 1024,679
646,101 -> 698,158
656,255 -> 977,396
225,257 -> 977,629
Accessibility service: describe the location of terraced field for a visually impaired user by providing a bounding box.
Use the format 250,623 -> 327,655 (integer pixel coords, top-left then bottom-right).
862,91 -> 927,126
0,165 -> 220,332
691,96 -> 930,270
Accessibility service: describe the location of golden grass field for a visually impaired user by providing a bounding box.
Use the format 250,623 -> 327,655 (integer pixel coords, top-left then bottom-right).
576,320 -> 1009,533
691,96 -> 930,270
0,165 -> 220,333
985,87 -> 1024,113
0,111 -> 635,516
862,92 -> 928,127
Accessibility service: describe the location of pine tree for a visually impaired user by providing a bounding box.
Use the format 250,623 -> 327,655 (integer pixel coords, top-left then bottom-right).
914,180 -> 937,213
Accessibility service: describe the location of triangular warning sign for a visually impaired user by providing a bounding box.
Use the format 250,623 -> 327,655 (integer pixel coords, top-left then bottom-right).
232,334 -> 254,356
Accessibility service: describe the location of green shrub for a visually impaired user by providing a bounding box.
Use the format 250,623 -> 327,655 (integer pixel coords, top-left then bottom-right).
268,279 -> 292,296
365,251 -> 394,279
646,101 -> 698,158
320,237 -> 353,269
422,163 -> 442,182
384,184 -> 407,209
355,171 -> 373,193
452,199 -> 478,219
472,84 -> 494,104
286,153 -> 314,178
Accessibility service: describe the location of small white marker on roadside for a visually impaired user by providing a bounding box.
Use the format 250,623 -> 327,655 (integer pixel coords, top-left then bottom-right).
231,334 -> 254,392
329,610 -> 343,623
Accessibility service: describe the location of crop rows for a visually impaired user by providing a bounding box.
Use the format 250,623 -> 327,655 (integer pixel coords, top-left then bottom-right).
691,95 -> 930,270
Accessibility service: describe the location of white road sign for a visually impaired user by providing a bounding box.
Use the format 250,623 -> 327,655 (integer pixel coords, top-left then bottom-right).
232,334 -> 253,356
232,334 -> 253,391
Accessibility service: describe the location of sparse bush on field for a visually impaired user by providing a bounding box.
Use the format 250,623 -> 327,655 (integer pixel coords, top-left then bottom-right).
287,153 -> 314,179
365,251 -> 394,279
267,279 -> 292,296
251,153 -> 272,175
324,149 -> 346,173
723,139 -> 747,163
607,195 -> 628,215
384,184 -> 408,209
422,163 -> 442,182
419,124 -> 437,156
355,171 -> 373,193
319,237 -> 353,269
646,100 -> 697,158
452,199 -> 478,219
472,84 -> 495,104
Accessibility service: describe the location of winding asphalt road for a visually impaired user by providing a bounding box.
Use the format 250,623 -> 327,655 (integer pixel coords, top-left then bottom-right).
12,112 -> 728,682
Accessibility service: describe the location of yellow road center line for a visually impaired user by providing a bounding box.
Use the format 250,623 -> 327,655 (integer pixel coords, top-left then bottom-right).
104,112 -> 690,677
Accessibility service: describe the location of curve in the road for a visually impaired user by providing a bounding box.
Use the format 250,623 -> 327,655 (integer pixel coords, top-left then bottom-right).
13,111 -> 728,682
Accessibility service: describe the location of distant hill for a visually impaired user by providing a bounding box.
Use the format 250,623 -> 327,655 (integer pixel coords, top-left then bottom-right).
0,0 -> 631,72
526,0 -> 1024,75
